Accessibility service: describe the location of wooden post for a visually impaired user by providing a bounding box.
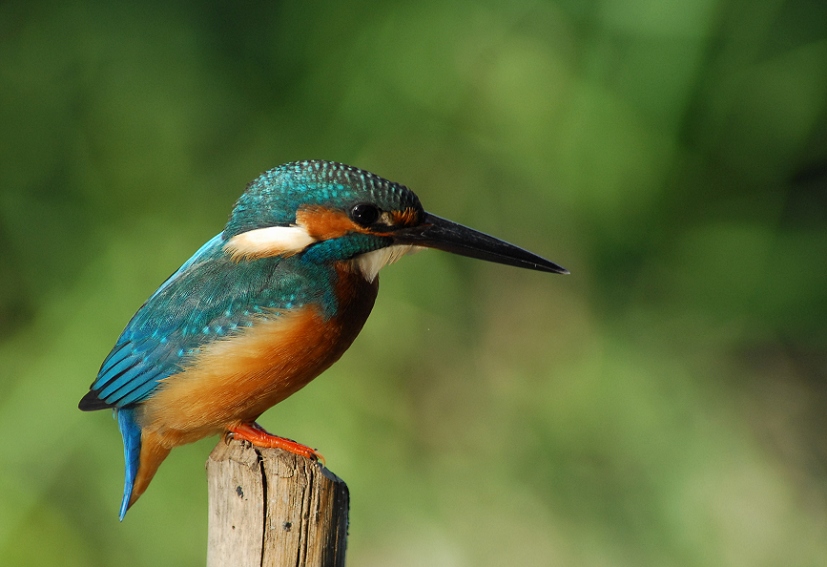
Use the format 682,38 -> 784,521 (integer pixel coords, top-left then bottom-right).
206,438 -> 349,567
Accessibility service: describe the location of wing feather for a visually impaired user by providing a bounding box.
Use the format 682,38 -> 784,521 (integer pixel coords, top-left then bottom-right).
80,232 -> 331,410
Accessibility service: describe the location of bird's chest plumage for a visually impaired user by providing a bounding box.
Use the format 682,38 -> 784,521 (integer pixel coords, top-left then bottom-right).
139,264 -> 378,445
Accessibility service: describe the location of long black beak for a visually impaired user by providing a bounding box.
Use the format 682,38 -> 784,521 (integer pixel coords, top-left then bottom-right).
392,213 -> 568,274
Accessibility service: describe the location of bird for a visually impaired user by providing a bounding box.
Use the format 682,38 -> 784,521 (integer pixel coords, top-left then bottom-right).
79,160 -> 567,520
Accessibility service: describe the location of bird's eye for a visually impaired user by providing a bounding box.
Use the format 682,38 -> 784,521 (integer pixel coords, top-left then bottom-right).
350,203 -> 380,227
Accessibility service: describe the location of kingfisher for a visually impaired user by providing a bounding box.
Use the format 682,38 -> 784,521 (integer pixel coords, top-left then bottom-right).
79,160 -> 567,520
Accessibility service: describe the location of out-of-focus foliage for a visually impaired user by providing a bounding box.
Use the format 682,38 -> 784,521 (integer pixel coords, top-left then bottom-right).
1,0 -> 826,565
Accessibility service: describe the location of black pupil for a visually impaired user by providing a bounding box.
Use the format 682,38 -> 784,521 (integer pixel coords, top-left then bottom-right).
351,204 -> 380,227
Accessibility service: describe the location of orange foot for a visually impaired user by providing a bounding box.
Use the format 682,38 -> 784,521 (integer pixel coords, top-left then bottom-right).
227,422 -> 325,465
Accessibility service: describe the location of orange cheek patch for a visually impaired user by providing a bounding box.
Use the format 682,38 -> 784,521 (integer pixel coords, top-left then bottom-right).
296,206 -> 362,240
391,207 -> 421,226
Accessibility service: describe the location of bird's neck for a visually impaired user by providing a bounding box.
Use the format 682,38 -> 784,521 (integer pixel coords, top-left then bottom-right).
329,262 -> 379,344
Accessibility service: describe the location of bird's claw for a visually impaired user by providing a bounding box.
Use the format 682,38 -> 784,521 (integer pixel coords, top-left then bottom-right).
226,422 -> 325,465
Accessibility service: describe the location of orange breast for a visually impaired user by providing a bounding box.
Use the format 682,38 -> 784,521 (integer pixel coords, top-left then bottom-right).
139,264 -> 378,448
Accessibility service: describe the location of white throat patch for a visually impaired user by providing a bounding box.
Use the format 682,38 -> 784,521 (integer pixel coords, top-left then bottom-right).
224,226 -> 316,260
352,245 -> 423,282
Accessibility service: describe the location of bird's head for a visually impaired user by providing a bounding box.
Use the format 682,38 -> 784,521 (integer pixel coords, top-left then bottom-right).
223,160 -> 567,281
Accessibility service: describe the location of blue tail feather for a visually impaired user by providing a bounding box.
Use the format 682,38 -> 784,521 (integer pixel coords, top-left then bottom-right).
117,408 -> 142,521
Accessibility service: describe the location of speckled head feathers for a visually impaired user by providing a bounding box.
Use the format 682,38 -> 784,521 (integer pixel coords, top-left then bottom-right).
225,161 -> 424,237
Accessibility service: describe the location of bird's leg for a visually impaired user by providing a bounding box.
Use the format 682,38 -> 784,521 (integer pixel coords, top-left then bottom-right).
226,422 -> 325,464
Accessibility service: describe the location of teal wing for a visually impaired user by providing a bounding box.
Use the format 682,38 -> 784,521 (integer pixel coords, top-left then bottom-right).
79,233 -> 326,410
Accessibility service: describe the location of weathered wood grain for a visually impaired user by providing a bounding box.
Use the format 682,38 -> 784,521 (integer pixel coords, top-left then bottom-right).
206,438 -> 349,567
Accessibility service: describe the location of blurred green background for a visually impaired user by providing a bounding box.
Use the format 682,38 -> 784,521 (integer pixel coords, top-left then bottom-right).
2,0 -> 826,565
